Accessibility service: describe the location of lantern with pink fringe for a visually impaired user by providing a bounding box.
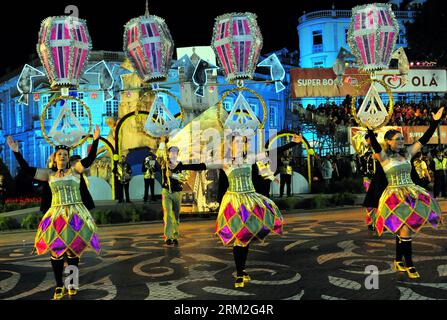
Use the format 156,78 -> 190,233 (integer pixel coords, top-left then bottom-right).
37,16 -> 92,88
347,3 -> 399,72
211,12 -> 263,83
123,6 -> 174,83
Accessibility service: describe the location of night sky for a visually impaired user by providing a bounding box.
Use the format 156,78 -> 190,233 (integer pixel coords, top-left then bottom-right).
0,0 -> 389,75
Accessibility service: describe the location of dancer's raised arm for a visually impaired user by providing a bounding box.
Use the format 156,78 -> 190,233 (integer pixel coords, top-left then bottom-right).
7,136 -> 49,181
74,125 -> 100,173
407,107 -> 443,157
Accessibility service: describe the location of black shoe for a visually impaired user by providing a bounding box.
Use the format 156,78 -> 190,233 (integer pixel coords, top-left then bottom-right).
172,239 -> 179,246
165,239 -> 173,245
368,224 -> 375,231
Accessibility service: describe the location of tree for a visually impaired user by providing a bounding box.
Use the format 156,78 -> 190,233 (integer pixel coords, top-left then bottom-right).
405,0 -> 447,67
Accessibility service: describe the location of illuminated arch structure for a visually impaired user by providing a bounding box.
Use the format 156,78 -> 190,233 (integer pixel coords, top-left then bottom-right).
265,130 -> 314,191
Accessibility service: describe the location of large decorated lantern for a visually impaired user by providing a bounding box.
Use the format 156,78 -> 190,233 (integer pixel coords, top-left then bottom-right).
348,3 -> 399,130
37,16 -> 92,88
347,3 -> 399,71
123,5 -> 174,83
211,12 -> 263,83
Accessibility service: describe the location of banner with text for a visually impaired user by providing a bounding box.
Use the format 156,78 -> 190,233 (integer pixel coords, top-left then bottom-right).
291,68 -> 447,98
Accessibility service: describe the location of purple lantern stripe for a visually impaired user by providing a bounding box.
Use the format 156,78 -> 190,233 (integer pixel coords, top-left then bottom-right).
238,19 -> 244,35
80,25 -> 87,43
147,23 -> 154,37
361,37 -> 370,65
234,42 -> 240,72
57,23 -> 63,40
244,41 -> 251,72
224,43 -> 234,73
243,19 -> 250,35
385,11 -> 393,25
152,43 -> 159,72
57,47 -> 64,78
150,43 -> 157,72
239,42 -> 245,72
76,28 -> 82,42
361,12 -> 366,30
216,46 -> 230,74
152,23 -> 159,36
219,23 -> 225,40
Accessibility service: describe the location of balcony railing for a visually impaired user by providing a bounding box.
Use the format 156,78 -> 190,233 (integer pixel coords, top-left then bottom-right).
298,10 -> 415,24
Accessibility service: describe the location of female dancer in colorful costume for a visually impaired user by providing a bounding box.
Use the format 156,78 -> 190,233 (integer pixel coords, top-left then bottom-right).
208,134 -> 284,288
7,125 -> 101,299
367,108 -> 443,278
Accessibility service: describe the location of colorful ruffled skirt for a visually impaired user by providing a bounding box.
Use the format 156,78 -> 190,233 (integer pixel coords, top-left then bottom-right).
375,184 -> 442,236
34,202 -> 100,257
215,191 -> 283,246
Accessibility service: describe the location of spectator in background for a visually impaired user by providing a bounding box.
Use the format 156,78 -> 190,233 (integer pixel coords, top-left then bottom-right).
321,155 -> 333,189
430,150 -> 447,198
412,152 -> 431,190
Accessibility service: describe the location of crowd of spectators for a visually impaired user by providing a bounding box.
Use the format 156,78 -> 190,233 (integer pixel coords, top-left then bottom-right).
304,97 -> 447,128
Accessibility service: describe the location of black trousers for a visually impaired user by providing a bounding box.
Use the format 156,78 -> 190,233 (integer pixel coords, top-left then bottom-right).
433,171 -> 446,197
280,174 -> 292,197
118,182 -> 130,202
144,178 -> 155,201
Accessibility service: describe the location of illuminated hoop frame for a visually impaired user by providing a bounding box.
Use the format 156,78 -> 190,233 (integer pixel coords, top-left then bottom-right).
138,89 -> 185,138
217,87 -> 267,130
350,78 -> 394,130
266,131 -> 314,191
40,95 -> 92,148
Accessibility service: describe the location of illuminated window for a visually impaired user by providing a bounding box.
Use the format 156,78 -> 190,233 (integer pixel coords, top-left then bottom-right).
16,105 -> 23,127
269,104 -> 277,127
42,95 -> 52,120
312,30 -> 323,53
78,92 -> 84,100
313,61 -> 324,68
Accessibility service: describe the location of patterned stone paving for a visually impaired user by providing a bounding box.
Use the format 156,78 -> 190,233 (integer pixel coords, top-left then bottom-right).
0,204 -> 447,300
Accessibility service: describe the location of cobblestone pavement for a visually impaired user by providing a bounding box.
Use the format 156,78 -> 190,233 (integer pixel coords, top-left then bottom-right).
1,204 -> 447,300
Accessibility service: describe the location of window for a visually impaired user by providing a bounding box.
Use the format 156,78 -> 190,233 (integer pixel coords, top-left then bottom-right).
344,28 -> 349,44
42,95 -> 52,120
196,96 -> 203,104
71,102 -> 77,117
71,101 -> 85,118
16,105 -> 23,127
106,100 -> 119,117
312,30 -> 323,53
313,61 -> 324,68
77,92 -> 84,100
269,105 -> 277,128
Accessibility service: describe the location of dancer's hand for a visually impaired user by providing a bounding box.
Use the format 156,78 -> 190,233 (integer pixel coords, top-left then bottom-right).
432,107 -> 444,121
7,136 -> 19,153
93,124 -> 100,140
274,177 -> 280,185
